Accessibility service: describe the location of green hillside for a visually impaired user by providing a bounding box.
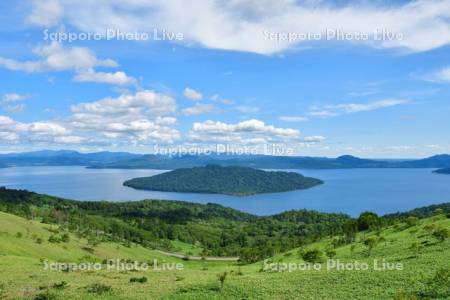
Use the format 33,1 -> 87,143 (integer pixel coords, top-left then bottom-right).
123,165 -> 323,195
0,210 -> 449,299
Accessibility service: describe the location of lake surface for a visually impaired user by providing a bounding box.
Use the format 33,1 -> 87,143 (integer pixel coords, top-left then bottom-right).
0,166 -> 449,217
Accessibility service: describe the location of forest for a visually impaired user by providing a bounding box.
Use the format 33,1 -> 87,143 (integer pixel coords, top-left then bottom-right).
0,187 -> 448,263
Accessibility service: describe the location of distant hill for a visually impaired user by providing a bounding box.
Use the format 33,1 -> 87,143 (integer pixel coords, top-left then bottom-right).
1,150 -> 450,170
90,153 -> 395,169
434,168 -> 450,174
396,154 -> 450,168
123,165 -> 323,196
0,150 -> 141,167
93,153 -> 450,169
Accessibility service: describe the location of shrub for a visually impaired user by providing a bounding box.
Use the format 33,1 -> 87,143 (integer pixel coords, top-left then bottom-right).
405,216 -> 419,228
357,212 -> 380,231
85,283 -> 112,295
434,208 -> 444,216
48,235 -> 60,243
432,227 -> 449,242
302,249 -> 325,263
217,272 -> 228,290
325,249 -> 336,259
82,246 -> 95,254
51,281 -> 68,289
33,290 -> 57,300
60,233 -> 70,243
409,242 -> 423,257
417,267 -> 450,298
0,283 -> 6,299
129,277 -> 148,283
364,237 -> 378,256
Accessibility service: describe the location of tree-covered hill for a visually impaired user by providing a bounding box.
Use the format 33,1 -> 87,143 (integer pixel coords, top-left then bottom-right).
0,190 -> 448,299
123,165 -> 323,195
0,187 -> 352,261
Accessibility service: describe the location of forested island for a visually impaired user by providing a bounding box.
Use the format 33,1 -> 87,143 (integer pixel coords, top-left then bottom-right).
123,165 -> 323,195
434,168 -> 450,174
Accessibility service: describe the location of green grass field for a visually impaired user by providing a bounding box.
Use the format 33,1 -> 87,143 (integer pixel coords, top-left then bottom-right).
0,211 -> 448,299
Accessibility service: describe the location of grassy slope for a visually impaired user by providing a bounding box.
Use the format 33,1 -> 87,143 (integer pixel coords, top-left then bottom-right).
0,211 -> 449,299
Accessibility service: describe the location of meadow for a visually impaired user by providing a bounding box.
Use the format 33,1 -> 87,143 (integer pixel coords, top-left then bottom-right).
0,209 -> 448,299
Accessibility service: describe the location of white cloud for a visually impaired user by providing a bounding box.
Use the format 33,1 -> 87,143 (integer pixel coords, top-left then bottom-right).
73,69 -> 136,85
279,116 -> 308,122
4,104 -> 26,113
191,119 -> 299,138
301,136 -> 325,143
210,94 -> 233,105
69,91 -> 179,144
182,104 -> 217,116
308,99 -> 409,118
236,106 -> 259,113
155,116 -> 177,126
0,131 -> 19,142
334,99 -> 409,113
71,90 -> 176,117
54,135 -> 86,144
0,115 -> 71,145
0,42 -> 117,73
183,87 -> 203,101
27,0 -> 450,55
2,93 -> 29,102
307,110 -> 339,118
27,0 -> 62,27
188,119 -> 302,146
27,121 -> 69,136
423,66 -> 450,83
0,115 -> 97,146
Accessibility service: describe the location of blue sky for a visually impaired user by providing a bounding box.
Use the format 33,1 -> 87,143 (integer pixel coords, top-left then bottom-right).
0,0 -> 449,158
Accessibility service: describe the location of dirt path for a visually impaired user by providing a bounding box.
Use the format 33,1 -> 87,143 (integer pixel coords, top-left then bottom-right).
155,250 -> 239,261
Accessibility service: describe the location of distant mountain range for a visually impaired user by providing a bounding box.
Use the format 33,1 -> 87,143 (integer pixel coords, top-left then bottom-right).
1,150 -> 450,170
0,150 -> 140,167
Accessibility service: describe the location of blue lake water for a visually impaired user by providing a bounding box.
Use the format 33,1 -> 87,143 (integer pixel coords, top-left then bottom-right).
0,166 -> 449,217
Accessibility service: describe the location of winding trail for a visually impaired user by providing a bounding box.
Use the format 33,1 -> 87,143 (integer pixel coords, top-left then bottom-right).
155,250 -> 239,261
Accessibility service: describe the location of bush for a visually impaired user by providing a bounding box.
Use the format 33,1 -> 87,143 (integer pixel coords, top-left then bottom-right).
364,237 -> 378,256
325,249 -> 336,259
129,277 -> 148,283
33,291 -> 57,300
432,227 -> 449,242
52,281 -> 68,289
0,283 -> 6,299
85,283 -> 112,295
302,249 -> 325,263
48,235 -> 60,243
416,267 -> 450,298
357,212 -> 380,231
217,272 -> 228,290
405,216 -> 419,228
60,233 -> 70,243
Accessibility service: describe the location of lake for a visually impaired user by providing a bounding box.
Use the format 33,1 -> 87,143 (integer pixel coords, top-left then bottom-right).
0,166 -> 449,216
